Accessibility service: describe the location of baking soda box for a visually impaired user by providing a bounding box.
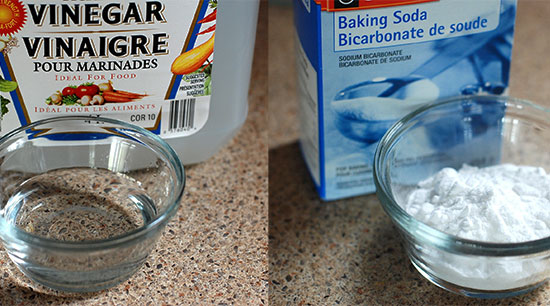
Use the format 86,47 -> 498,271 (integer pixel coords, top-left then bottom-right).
294,0 -> 517,200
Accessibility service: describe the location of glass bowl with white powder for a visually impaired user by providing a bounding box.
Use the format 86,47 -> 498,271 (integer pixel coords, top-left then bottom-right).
374,95 -> 550,298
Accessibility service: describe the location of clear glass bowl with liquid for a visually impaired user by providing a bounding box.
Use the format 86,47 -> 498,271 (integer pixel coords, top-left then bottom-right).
0,116 -> 184,292
374,95 -> 550,298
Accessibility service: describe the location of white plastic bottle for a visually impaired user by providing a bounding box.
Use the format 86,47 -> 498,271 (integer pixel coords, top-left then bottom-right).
167,0 -> 260,164
0,0 -> 259,165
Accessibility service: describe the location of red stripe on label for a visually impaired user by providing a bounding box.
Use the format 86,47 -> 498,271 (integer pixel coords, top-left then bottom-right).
314,0 -> 438,11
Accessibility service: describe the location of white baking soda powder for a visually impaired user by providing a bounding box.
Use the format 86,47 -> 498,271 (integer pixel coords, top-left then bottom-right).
405,164 -> 550,242
403,164 -> 550,291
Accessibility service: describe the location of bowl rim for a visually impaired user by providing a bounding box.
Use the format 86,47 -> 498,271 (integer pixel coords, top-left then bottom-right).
0,115 -> 185,251
374,95 -> 550,256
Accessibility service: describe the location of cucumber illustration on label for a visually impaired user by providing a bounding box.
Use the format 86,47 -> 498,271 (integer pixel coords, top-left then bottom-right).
0,55 -> 18,130
0,74 -> 16,130
0,0 -> 24,131
0,0 -> 219,138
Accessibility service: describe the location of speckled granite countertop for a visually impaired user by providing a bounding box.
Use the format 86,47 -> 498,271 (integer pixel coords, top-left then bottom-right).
269,1 -> 550,305
0,4 -> 267,306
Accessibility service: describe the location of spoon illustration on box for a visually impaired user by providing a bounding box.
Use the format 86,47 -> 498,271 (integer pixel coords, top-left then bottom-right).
331,5 -> 515,144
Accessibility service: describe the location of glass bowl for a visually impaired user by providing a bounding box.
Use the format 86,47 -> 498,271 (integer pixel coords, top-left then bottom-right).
374,95 -> 550,298
0,116 -> 184,292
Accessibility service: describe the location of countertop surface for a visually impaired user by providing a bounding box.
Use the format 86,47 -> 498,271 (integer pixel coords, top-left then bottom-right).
0,3 -> 268,306
269,1 -> 550,305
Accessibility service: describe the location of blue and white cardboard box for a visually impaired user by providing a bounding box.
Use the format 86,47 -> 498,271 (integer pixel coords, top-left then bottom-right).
294,0 -> 517,200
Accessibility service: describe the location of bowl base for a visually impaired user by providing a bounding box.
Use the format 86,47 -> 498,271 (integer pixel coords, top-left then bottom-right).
410,258 -> 548,299
11,256 -> 145,293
